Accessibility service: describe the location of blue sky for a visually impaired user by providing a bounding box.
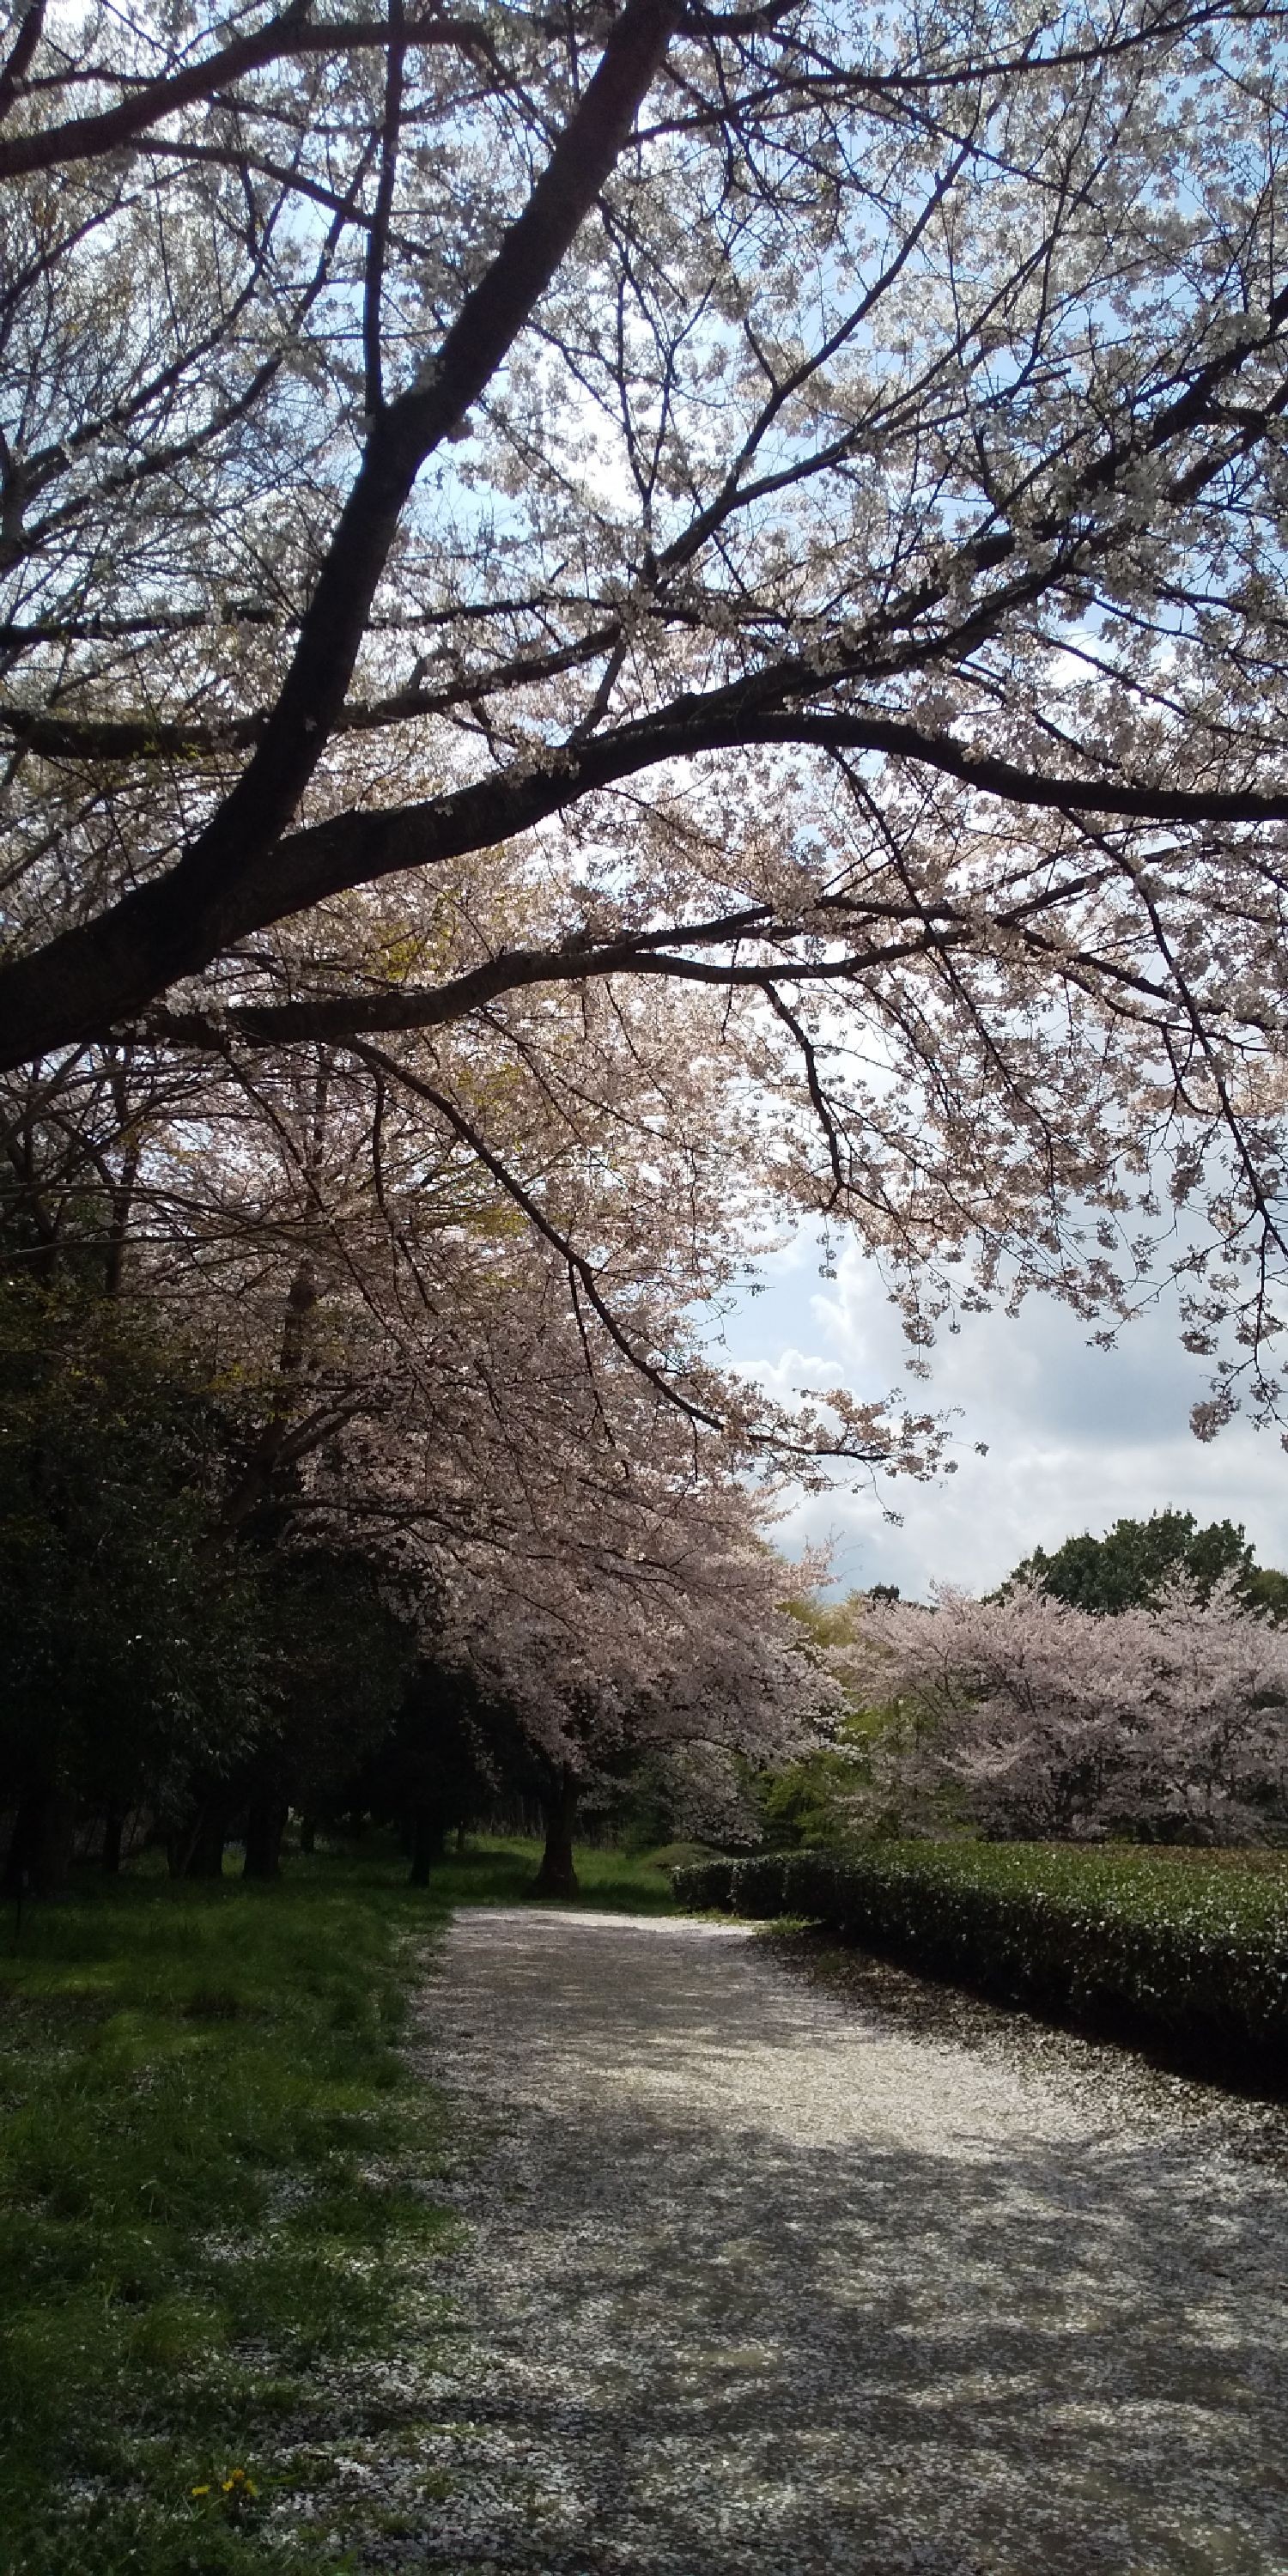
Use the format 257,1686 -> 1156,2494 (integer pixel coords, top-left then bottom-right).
719,1236 -> 1288,1599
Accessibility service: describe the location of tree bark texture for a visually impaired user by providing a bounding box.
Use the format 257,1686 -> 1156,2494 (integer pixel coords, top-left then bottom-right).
2,1782 -> 76,1898
409,1803 -> 447,1886
243,1798 -> 289,1880
168,1799 -> 229,1880
532,1772 -> 580,1900
0,0 -> 683,1069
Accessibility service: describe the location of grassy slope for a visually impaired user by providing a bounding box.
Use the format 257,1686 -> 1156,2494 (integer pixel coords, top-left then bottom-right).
0,1838 -> 681,2576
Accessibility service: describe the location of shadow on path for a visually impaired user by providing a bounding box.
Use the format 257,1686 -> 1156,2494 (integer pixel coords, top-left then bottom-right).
353,1911 -> 1288,2576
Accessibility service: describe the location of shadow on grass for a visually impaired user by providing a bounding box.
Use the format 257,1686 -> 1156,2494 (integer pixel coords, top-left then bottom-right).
0,1855 -> 444,2576
0,1844 -> 690,2566
41,1831 -> 690,1923
391,1835 -> 689,1917
0,1838 -> 690,2573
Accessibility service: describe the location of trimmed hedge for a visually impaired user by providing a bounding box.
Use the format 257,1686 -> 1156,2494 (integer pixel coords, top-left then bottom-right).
672,1844 -> 1288,2066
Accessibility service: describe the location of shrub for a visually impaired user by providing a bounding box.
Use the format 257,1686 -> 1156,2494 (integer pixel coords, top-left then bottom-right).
672,1843 -> 1288,2065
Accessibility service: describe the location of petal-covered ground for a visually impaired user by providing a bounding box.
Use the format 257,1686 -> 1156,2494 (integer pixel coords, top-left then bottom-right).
341,1908 -> 1288,2575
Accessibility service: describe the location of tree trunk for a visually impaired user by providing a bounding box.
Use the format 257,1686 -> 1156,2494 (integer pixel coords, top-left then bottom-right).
532,1772 -> 580,1899
409,1804 -> 446,1886
100,1807 -> 125,1874
299,1813 -> 318,1855
455,1820 -> 468,1854
168,1800 -> 228,1880
3,1782 -> 76,1899
243,1798 -> 289,1881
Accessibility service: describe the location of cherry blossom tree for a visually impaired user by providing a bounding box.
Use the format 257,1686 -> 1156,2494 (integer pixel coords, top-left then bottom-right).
0,0 -> 1286,1437
844,1579 -> 1288,1844
0,826 -> 868,1879
442,1490 -> 838,1893
1,840 -> 942,1504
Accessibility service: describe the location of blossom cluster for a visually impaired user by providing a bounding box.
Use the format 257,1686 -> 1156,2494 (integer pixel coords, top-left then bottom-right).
841,1579 -> 1288,1844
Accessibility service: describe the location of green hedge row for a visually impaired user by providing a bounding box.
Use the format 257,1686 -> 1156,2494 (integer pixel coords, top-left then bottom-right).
672,1844 -> 1288,2065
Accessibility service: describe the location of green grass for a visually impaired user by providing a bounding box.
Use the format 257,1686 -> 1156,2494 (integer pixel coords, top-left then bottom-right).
674,1842 -> 1288,2068
410,1832 -> 690,1914
0,1833 -> 683,2574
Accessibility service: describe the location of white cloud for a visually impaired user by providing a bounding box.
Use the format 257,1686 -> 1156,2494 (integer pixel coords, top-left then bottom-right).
720,1236 -> 1288,1598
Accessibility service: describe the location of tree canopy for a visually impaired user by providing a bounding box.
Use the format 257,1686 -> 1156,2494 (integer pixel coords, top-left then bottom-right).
1006,1507 -> 1288,1617
1008,1509 -> 1254,1612
1,0 -> 1286,1437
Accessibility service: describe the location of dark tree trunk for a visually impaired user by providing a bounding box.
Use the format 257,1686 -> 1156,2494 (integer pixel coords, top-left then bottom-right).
243,1798 -> 289,1881
409,1804 -> 446,1886
532,1772 -> 579,1899
455,1820 -> 468,1854
100,1807 -> 125,1874
168,1801 -> 228,1880
299,1813 -> 318,1855
3,1782 -> 76,1899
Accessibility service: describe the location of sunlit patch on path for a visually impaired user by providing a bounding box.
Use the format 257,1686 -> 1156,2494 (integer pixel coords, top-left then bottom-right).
372,1909 -> 1288,2574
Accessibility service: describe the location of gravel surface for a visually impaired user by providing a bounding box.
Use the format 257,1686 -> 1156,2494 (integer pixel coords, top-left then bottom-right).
328,1907 -> 1288,2576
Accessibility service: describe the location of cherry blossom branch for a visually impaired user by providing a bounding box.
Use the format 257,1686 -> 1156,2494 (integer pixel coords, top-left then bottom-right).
5,688 -> 1278,1073
347,1038 -> 727,1430
0,0 -> 683,1069
361,0 -> 409,422
142,916 -> 973,1050
0,9 -> 497,181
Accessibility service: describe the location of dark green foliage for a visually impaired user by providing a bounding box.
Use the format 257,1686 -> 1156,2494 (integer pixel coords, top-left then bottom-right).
0,1283 -> 262,1884
746,1747 -> 873,1850
360,1660 -> 520,1880
673,1844 -> 1288,2067
603,1753 -> 683,1854
1006,1507 -> 1267,1612
225,1550 -> 415,1880
0,1283 -> 428,1886
1246,1565 -> 1288,1620
258,1551 -> 414,1801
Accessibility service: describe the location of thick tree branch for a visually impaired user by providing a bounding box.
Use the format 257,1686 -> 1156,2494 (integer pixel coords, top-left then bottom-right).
0,0 -> 682,1068
138,691 -> 1288,933
0,9 -> 494,180
147,899 -> 1093,1053
362,0 -> 408,420
3,682 -> 1285,1071
0,623 -> 623,756
0,0 -> 44,125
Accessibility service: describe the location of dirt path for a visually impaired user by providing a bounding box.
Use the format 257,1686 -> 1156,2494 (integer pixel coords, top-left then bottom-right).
361,1908 -> 1288,2575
